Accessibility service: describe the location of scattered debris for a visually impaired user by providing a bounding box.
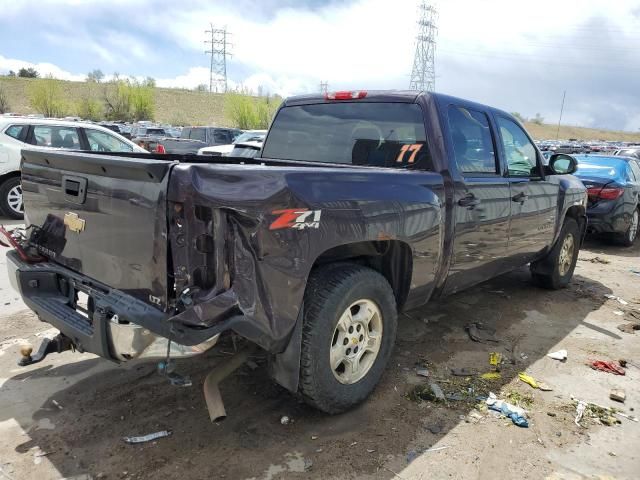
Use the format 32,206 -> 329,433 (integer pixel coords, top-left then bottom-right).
505,391 -> 534,409
429,383 -> 445,401
518,372 -> 553,391
486,392 -> 529,427
480,372 -> 501,380
51,400 -> 63,410
350,441 -> 358,447
425,446 -> 449,453
465,322 -> 500,344
366,449 -> 376,453
571,396 -> 633,426
519,352 -> 529,361
450,367 -> 475,376
466,411 -> 484,423
579,256 -> 610,264
427,424 -> 442,434
311,435 -> 318,440
415,367 -> 430,378
547,349 -> 568,361
605,294 -> 628,305
610,389 -> 626,403
446,393 -> 464,401
589,360 -> 626,375
574,401 -> 587,427
489,352 -> 502,370
280,416 -> 291,425
547,412 -> 557,417
619,359 -> 627,368
613,310 -> 624,316
123,430 -> 172,444
406,450 -> 419,463
629,269 -> 640,276
617,323 -> 640,334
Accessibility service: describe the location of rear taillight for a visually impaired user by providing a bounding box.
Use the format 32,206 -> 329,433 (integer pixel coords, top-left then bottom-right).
587,187 -> 624,200
325,90 -> 367,100
155,144 -> 166,154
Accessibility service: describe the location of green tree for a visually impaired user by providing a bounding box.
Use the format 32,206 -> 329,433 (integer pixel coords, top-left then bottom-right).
143,77 -> 156,88
103,78 -> 155,121
511,112 -> 526,122
28,76 -> 67,117
0,82 -> 10,114
18,67 -> 39,78
532,113 -> 544,125
86,69 -> 104,83
194,84 -> 208,92
76,96 -> 103,121
225,89 -> 282,129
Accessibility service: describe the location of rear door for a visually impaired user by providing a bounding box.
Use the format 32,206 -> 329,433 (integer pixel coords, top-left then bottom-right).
442,105 -> 512,294
494,116 -> 557,261
21,149 -> 175,310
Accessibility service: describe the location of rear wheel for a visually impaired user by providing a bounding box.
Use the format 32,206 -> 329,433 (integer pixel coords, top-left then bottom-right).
615,208 -> 638,247
531,218 -> 580,289
299,263 -> 397,414
0,177 -> 24,219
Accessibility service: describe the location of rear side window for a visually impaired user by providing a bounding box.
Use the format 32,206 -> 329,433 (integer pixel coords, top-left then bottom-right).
183,128 -> 206,142
85,129 -> 133,152
262,103 -> 430,169
4,124 -> 26,141
628,161 -> 640,181
447,106 -> 497,174
30,126 -> 80,149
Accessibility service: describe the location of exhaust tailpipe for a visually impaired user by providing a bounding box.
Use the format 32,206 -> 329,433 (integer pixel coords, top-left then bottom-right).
203,348 -> 252,422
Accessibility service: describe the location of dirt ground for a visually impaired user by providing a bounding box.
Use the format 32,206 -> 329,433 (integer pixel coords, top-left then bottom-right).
0,232 -> 639,480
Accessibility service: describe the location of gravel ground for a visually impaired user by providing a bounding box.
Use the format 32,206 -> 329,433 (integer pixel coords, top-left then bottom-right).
0,235 -> 638,480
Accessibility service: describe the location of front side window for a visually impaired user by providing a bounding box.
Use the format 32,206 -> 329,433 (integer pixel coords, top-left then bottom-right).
85,129 -> 133,152
31,126 -> 81,149
447,106 -> 497,174
262,102 -> 430,168
213,131 -> 230,144
4,124 -> 27,141
497,117 -> 539,177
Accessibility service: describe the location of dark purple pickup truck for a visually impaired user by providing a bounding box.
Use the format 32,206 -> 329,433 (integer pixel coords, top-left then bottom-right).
5,90 -> 587,417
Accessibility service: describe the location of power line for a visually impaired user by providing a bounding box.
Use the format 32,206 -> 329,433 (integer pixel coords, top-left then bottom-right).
204,24 -> 232,93
409,1 -> 438,92
319,81 -> 329,94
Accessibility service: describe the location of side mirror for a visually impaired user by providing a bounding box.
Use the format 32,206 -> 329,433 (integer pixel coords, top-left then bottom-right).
548,153 -> 578,175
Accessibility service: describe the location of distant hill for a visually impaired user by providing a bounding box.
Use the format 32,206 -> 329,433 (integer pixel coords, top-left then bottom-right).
0,77 -> 227,126
2,77 -> 640,141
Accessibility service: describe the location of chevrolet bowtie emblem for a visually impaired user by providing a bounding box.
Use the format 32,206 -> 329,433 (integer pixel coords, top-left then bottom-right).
64,212 -> 86,233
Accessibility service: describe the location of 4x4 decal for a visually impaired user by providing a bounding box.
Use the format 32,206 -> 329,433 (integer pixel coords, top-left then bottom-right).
269,209 -> 322,230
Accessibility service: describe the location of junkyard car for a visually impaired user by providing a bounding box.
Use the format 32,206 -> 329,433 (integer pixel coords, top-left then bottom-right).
4,91 -> 587,415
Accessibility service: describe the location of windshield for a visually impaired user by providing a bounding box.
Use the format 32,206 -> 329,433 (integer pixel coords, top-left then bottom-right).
234,131 -> 266,144
262,102 -> 429,168
145,128 -> 165,136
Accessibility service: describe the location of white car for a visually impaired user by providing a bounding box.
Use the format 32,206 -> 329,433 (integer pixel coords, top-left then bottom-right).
0,118 -> 147,219
197,130 -> 267,156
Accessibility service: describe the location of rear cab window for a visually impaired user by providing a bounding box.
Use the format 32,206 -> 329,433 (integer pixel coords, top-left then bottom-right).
261,102 -> 431,169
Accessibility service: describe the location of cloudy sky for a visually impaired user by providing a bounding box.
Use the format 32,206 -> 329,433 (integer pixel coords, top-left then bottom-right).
1,0 -> 640,131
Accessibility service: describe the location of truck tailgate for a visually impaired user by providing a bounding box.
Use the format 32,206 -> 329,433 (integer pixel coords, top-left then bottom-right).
20,149 -> 176,310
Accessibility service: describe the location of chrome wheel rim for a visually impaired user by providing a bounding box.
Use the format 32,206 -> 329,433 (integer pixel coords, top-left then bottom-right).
628,210 -> 639,243
7,184 -> 23,214
330,299 -> 383,385
558,233 -> 575,277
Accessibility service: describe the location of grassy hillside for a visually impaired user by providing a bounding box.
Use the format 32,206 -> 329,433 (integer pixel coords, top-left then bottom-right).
2,77 -> 640,141
0,77 -> 227,126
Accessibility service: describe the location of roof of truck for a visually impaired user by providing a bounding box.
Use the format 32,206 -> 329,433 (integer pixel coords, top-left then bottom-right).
281,91 -> 514,121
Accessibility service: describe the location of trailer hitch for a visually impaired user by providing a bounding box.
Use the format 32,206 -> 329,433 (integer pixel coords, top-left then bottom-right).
18,334 -> 73,366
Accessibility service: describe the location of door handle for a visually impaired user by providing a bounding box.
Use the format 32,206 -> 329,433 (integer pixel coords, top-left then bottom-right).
511,192 -> 528,203
458,194 -> 480,208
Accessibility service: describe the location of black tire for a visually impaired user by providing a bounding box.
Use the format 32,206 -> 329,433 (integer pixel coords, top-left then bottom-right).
530,218 -> 580,289
614,207 -> 638,247
0,176 -> 24,220
299,263 -> 397,414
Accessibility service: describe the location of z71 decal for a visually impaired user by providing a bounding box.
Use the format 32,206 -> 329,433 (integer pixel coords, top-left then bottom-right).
270,209 -> 322,230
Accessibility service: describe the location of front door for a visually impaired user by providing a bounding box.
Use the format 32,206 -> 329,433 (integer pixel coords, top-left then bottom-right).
495,116 -> 557,261
443,105 -> 512,295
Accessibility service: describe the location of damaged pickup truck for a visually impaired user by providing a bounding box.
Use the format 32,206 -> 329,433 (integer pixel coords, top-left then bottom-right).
3,91 -> 587,417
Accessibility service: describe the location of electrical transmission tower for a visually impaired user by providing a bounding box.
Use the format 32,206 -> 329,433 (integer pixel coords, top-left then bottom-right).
319,81 -> 329,94
409,1 -> 438,92
205,24 -> 232,93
